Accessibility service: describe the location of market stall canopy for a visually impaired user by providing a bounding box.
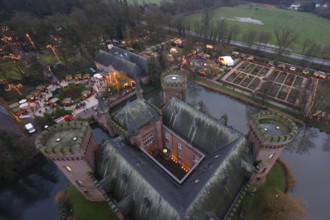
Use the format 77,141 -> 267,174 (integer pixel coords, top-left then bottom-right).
9,103 -> 19,109
83,73 -> 90,79
93,73 -> 104,79
11,107 -> 20,113
49,97 -> 59,103
62,97 -> 72,104
19,102 -> 29,109
36,85 -> 46,91
19,99 -> 27,104
81,90 -> 90,96
75,74 -> 82,79
65,75 -> 73,81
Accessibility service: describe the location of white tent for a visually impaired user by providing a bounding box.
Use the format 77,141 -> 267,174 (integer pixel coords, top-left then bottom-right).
93,73 -> 103,79
19,99 -> 27,104
218,56 -> 234,67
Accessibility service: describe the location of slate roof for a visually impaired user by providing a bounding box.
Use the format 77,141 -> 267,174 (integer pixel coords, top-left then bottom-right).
109,46 -> 149,73
94,50 -> 144,79
95,135 -> 249,219
162,97 -> 239,154
112,99 -> 161,135
93,97 -> 253,219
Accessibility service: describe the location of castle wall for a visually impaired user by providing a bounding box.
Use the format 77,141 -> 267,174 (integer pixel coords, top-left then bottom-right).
55,158 -> 105,201
163,89 -> 184,103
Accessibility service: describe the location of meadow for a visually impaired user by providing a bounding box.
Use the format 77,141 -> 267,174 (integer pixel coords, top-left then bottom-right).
187,4 -> 330,52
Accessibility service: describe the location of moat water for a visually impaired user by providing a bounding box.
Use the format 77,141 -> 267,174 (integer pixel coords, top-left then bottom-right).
1,82 -> 329,220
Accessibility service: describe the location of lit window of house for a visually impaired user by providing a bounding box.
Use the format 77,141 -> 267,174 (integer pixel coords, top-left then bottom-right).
143,132 -> 155,148
65,166 -> 72,172
178,143 -> 182,150
268,153 -> 274,159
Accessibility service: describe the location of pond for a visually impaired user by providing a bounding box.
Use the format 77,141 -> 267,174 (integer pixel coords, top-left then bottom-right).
0,155 -> 68,220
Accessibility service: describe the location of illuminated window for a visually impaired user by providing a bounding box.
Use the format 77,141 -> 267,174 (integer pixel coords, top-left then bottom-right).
268,153 -> 274,159
178,143 -> 182,150
65,166 -> 72,172
143,133 -> 155,148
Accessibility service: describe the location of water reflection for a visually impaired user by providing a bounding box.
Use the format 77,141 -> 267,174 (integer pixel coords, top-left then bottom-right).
286,127 -> 318,155
0,155 -> 67,220
282,129 -> 330,220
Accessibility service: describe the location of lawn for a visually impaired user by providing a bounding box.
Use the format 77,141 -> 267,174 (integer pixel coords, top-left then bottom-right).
186,4 -> 330,53
55,84 -> 85,102
0,62 -> 24,81
240,162 -> 286,220
66,185 -> 118,220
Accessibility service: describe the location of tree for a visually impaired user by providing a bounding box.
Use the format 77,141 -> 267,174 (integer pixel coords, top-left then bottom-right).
274,27 -> 299,55
242,29 -> 257,47
215,19 -> 228,42
320,45 -> 330,64
256,31 -> 272,48
303,43 -> 321,65
201,9 -> 214,41
227,25 -> 240,45
300,39 -> 313,55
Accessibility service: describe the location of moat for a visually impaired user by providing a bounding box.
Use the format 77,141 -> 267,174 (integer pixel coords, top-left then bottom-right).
0,83 -> 329,220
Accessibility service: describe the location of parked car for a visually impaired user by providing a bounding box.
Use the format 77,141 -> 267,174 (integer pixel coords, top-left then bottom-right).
24,123 -> 36,134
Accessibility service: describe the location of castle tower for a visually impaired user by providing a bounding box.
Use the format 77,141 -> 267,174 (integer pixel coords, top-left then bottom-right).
248,111 -> 298,183
35,121 -> 105,201
109,99 -> 163,154
161,70 -> 187,103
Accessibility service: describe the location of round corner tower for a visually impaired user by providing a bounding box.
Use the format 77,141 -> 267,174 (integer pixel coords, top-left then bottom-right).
161,70 -> 187,103
248,111 -> 298,183
35,121 -> 105,201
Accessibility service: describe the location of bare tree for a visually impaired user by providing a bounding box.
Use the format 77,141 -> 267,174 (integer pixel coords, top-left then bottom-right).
201,9 -> 214,41
320,45 -> 330,64
215,19 -> 228,43
273,27 -> 299,55
300,39 -> 313,54
303,43 -> 321,65
242,29 -> 257,48
227,25 -> 240,45
257,31 -> 272,48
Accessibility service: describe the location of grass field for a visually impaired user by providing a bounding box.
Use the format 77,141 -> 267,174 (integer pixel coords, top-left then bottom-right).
187,4 -> 330,52
0,62 -> 24,81
67,185 -> 118,220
